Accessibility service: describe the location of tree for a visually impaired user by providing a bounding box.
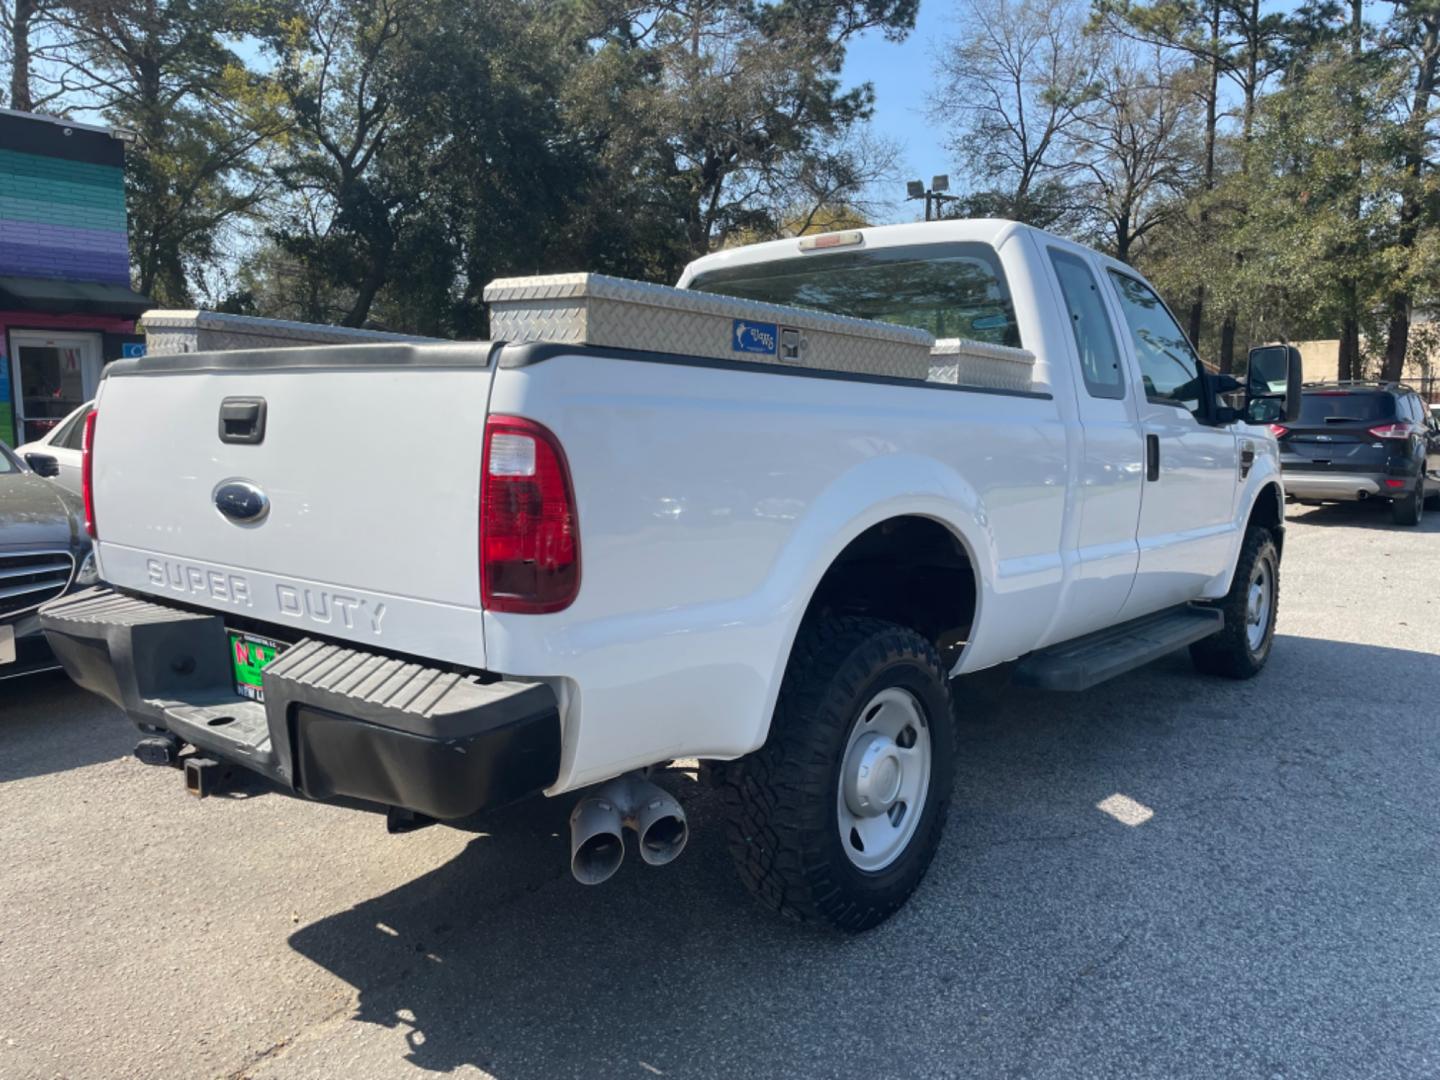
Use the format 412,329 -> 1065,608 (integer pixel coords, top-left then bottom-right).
1070,44 -> 1198,260
1376,0 -> 1440,380
929,0 -> 1103,227
3,0 -> 49,109
1236,39 -> 1411,376
1096,0 -> 1293,364
262,0 -> 419,327
47,0 -> 284,303
586,0 -> 917,261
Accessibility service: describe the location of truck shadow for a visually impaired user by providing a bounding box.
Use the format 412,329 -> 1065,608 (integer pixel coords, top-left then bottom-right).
0,671 -> 136,782
1286,498 -> 1440,531
285,632 -> 1440,1079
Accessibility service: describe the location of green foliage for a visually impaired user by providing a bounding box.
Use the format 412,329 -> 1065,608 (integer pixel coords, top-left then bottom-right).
51,0 -> 285,305
6,0 -> 1437,374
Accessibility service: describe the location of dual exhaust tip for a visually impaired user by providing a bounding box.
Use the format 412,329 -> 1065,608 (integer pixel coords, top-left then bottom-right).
569,775 -> 688,885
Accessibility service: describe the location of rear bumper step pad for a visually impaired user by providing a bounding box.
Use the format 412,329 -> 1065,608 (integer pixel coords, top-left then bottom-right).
39,587 -> 560,819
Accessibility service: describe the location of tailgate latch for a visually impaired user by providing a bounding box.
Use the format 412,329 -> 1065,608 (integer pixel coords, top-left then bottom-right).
219,397 -> 267,444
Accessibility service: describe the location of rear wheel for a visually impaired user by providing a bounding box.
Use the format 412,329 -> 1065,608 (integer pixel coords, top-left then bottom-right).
1190,527 -> 1279,679
1392,479 -> 1424,526
718,616 -> 956,933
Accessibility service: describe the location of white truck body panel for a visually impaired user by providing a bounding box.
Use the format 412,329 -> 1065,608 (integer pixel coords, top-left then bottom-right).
483,352 -> 1070,787
84,220 -> 1284,796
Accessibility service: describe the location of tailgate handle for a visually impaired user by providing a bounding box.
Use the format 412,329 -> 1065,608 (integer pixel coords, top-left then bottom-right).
219,397 -> 266,445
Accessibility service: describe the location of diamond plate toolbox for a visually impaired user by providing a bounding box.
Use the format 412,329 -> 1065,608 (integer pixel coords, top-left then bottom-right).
928,338 -> 1037,393
483,273 -> 935,380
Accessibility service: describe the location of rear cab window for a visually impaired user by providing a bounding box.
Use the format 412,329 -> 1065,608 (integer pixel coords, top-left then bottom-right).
687,242 -> 1023,349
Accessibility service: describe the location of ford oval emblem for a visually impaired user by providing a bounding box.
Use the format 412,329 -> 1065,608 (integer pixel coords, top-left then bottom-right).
213,480 -> 270,525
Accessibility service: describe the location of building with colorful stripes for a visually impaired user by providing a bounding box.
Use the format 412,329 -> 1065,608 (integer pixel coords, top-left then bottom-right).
0,108 -> 149,447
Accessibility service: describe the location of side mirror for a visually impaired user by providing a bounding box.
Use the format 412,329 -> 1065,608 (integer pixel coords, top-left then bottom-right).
1246,344 -> 1302,422
25,453 -> 60,478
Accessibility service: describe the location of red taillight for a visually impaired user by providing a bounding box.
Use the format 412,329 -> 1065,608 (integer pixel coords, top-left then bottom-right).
1268,423 -> 1288,438
81,408 -> 98,538
480,415 -> 579,614
1368,422 -> 1413,440
1385,478 -> 1406,489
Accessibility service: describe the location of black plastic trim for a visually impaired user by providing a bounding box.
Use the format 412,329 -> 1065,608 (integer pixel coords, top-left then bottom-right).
498,341 -> 1055,400
105,341 -> 500,377
38,587 -> 561,820
1013,604 -> 1224,691
292,703 -> 560,820
218,396 -> 266,444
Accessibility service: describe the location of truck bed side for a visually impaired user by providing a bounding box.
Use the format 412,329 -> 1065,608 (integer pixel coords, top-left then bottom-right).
482,346 -> 1069,790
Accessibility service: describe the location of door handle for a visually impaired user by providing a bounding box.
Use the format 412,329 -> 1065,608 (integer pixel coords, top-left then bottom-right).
1145,434 -> 1160,482
218,397 -> 267,444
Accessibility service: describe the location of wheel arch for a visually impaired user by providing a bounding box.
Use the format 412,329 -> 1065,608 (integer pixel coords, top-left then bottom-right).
798,513 -> 981,668
1247,479 -> 1285,558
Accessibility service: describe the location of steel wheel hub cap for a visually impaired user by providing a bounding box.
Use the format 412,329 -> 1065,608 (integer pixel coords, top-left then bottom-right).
837,687 -> 932,872
844,733 -> 905,816
1246,561 -> 1272,651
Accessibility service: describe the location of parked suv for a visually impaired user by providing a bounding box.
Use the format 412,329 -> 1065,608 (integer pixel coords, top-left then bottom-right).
1275,382 -> 1440,524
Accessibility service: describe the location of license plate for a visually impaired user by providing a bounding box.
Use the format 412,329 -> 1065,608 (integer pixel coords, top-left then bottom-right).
229,631 -> 283,702
0,625 -> 14,666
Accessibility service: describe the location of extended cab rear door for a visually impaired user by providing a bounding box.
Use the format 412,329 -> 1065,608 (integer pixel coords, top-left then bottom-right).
1103,269 -> 1239,618
1039,241 -> 1144,637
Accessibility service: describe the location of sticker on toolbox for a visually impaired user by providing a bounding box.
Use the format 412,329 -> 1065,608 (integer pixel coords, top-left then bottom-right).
732,319 -> 778,355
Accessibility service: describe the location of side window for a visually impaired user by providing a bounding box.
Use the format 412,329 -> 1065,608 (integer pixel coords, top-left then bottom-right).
1107,270 -> 1204,416
1049,249 -> 1125,400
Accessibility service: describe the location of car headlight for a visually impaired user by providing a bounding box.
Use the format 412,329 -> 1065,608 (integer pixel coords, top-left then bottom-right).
76,551 -> 99,586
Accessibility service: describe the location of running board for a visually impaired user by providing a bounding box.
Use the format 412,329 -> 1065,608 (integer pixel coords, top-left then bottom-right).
1012,605 -> 1224,692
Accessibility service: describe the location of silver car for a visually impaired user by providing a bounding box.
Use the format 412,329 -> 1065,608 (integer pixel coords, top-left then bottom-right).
0,442 -> 96,678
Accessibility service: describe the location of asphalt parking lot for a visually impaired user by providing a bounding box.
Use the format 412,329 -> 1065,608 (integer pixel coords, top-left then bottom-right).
3,501 -> 1438,1080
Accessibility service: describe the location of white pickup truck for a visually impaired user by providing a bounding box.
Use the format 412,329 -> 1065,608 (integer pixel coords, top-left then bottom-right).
40,220 -> 1300,932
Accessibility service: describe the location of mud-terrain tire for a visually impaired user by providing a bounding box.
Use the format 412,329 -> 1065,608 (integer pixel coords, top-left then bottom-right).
1189,527 -> 1280,679
718,616 -> 956,933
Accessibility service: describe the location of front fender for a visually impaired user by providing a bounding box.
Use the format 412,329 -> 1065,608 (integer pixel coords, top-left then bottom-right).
1204,434 -> 1284,597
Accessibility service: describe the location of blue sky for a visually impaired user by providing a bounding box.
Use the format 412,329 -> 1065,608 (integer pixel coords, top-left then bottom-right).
841,0 -> 956,223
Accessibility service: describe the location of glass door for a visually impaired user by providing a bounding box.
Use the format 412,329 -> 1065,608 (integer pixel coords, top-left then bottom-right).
9,331 -> 103,445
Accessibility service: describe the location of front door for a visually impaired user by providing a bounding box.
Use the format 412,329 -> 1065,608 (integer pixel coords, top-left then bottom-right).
1104,270 -> 1239,619
9,330 -> 103,445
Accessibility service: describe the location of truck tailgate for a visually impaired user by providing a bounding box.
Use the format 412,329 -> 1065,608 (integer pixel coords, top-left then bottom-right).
91,346 -> 495,667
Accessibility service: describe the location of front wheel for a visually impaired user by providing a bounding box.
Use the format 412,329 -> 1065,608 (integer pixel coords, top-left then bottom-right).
718,616 -> 956,933
1190,526 -> 1280,679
